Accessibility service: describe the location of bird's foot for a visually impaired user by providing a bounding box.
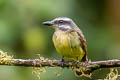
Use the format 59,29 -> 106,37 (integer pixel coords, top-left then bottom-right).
60,57 -> 65,67
60,61 -> 64,67
74,60 -> 80,64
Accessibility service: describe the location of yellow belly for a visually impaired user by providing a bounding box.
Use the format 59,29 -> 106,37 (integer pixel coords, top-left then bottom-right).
53,30 -> 85,61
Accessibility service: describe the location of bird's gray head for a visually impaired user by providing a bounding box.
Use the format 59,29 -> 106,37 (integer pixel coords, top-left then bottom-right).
43,17 -> 77,31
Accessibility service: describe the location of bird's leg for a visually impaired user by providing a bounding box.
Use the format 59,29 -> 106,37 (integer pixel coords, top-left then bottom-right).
60,56 -> 64,67
74,57 -> 79,64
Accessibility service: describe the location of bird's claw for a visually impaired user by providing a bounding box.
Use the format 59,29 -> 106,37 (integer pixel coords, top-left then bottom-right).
60,61 -> 64,67
60,57 -> 65,67
74,60 -> 80,64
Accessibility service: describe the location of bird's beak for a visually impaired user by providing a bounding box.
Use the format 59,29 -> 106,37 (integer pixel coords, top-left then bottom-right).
43,21 -> 53,26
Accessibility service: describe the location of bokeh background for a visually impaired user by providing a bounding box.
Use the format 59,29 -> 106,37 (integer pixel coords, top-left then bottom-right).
0,0 -> 120,80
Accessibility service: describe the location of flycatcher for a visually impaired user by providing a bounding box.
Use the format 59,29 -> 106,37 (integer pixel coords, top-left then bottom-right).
43,17 -> 88,62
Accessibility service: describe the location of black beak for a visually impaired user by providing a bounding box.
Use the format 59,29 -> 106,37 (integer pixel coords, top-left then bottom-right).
43,21 -> 53,26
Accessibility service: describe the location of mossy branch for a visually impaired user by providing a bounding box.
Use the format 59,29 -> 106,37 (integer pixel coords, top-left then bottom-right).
0,51 -> 120,77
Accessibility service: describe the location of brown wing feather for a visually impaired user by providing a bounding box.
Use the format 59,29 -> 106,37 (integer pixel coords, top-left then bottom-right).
76,30 -> 88,61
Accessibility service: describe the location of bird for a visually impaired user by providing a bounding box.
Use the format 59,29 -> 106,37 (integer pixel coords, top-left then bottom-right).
43,17 -> 88,62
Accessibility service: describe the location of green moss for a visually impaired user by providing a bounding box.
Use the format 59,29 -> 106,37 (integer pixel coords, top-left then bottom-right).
73,66 -> 92,78
32,67 -> 46,80
53,67 -> 64,77
0,50 -> 13,65
105,68 -> 120,80
32,54 -> 46,80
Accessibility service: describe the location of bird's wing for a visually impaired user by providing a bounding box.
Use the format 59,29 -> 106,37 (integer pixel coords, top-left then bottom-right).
75,29 -> 88,61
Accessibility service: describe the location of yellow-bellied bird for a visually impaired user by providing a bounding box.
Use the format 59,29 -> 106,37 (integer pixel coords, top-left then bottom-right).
43,17 -> 88,62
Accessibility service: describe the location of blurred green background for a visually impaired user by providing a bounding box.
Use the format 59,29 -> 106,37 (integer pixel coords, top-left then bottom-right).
0,0 -> 120,80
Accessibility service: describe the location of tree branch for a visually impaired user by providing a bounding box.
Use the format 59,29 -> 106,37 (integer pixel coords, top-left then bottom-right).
1,58 -> 120,73
0,52 -> 120,76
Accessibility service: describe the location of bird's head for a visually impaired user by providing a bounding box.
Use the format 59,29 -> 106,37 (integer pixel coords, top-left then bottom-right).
43,17 -> 77,31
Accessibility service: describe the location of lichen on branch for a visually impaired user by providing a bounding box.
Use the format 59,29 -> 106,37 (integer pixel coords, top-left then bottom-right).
0,50 -> 13,65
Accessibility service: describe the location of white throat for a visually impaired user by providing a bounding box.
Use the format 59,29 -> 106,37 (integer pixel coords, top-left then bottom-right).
59,25 -> 72,31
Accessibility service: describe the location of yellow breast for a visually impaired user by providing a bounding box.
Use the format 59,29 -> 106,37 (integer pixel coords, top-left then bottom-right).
53,30 -> 85,61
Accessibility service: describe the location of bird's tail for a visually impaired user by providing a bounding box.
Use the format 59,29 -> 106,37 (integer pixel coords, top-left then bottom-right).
81,54 -> 88,62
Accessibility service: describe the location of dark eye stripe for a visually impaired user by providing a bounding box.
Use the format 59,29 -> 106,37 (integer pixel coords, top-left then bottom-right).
59,20 -> 64,23
54,20 -> 70,24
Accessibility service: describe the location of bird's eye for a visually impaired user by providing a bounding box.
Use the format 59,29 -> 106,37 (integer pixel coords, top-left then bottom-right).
59,20 -> 64,23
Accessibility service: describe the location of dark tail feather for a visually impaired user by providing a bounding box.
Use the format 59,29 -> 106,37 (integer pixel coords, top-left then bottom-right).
81,54 -> 88,62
